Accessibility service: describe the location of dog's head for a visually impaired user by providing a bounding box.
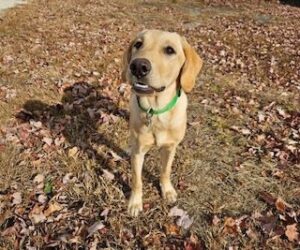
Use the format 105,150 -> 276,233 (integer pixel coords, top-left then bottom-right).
122,30 -> 203,95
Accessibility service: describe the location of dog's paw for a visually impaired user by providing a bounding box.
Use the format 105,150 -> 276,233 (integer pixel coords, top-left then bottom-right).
128,193 -> 143,216
161,184 -> 177,203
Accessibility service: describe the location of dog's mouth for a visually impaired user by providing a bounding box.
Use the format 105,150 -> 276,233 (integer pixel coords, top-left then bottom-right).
132,82 -> 166,95
132,82 -> 155,94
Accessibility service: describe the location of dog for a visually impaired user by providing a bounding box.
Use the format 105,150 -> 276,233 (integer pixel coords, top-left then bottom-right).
121,29 -> 203,216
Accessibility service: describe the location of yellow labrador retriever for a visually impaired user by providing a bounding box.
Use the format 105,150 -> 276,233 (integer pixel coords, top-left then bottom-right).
122,30 -> 202,216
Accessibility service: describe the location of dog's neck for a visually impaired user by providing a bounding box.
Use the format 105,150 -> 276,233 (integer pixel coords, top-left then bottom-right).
137,82 -> 178,112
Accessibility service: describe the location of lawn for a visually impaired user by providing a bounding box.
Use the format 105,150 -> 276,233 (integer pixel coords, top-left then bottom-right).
0,0 -> 299,249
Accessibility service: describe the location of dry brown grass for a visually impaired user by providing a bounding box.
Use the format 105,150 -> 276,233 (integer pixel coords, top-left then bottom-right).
0,0 -> 299,249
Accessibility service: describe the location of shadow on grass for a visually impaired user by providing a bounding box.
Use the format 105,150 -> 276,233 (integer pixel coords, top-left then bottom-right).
16,81 -> 162,199
16,81 -> 136,196
280,0 -> 300,7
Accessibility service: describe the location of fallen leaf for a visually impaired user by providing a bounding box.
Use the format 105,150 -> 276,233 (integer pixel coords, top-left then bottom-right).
212,215 -> 220,226
0,143 -> 6,152
31,213 -> 47,224
256,134 -> 266,143
287,210 -> 298,221
276,107 -> 289,118
177,214 -> 193,229
165,223 -> 180,235
12,192 -> 22,205
275,197 -> 291,213
273,225 -> 285,237
68,146 -> 79,158
272,170 -> 284,179
32,159 -> 42,168
3,55 -> 14,64
230,125 -> 240,132
184,233 -> 203,250
246,228 -> 257,240
257,215 -> 276,235
102,169 -> 115,181
37,194 -> 47,204
188,121 -> 200,127
169,206 -> 185,217
87,221 -> 105,237
44,201 -> 63,217
285,224 -> 299,242
33,174 -> 45,184
89,239 -> 99,250
87,108 -> 95,119
54,136 -> 65,146
223,217 -> 237,235
42,137 -> 53,146
29,204 -> 46,224
5,89 -> 17,99
258,191 -> 276,205
143,203 -> 150,210
101,208 -> 109,220
63,173 -> 75,184
92,71 -> 100,76
241,128 -> 251,135
257,112 -> 266,122
1,225 -> 18,237
31,121 -> 42,129
118,83 -> 127,94
109,150 -> 123,162
169,206 -> 193,229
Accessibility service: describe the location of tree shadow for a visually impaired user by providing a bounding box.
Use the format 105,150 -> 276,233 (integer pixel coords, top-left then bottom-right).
279,0 -> 300,7
16,81 -> 136,196
16,81 -> 161,198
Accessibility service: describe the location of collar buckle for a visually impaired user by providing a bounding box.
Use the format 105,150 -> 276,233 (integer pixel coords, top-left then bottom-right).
146,108 -> 153,126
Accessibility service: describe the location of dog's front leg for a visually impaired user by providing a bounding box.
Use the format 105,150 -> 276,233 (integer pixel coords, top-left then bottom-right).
128,143 -> 149,216
160,144 -> 178,203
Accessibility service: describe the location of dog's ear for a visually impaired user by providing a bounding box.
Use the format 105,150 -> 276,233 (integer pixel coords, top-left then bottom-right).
121,40 -> 134,82
179,38 -> 203,93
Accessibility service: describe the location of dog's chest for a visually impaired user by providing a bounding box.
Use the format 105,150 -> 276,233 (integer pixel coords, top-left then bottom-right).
143,114 -> 182,146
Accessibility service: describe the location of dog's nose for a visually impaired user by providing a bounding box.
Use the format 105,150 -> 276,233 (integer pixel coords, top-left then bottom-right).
130,58 -> 151,79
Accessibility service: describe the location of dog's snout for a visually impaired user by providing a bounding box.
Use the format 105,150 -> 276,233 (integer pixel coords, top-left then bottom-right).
130,58 -> 151,79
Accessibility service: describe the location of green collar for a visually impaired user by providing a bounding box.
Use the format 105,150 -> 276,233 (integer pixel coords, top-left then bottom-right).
137,89 -> 181,116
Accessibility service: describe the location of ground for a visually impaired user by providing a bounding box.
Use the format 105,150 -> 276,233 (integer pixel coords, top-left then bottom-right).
0,0 -> 299,249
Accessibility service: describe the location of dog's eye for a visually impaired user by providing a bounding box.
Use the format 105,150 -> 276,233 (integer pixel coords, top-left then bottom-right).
165,46 -> 176,55
134,41 -> 143,49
